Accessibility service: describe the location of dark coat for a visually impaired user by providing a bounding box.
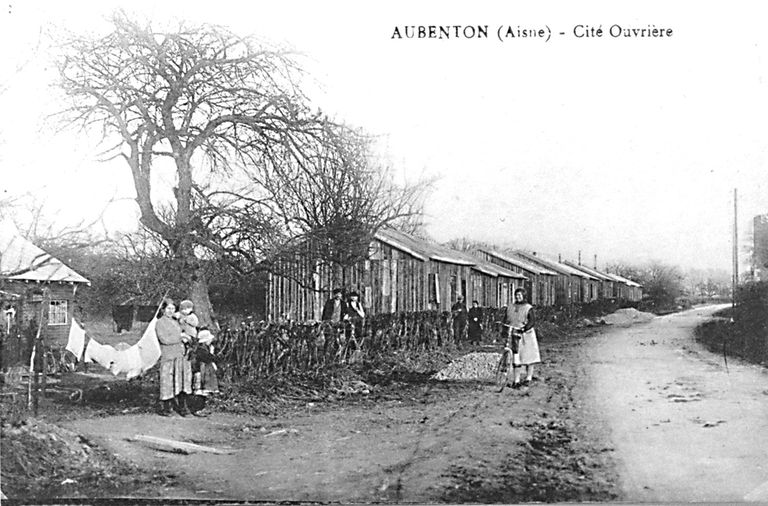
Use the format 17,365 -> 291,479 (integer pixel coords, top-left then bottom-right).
451,301 -> 468,321
468,307 -> 483,325
468,306 -> 483,339
321,298 -> 348,322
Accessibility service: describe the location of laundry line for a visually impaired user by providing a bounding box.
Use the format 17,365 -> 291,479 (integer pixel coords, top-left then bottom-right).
65,317 -> 161,380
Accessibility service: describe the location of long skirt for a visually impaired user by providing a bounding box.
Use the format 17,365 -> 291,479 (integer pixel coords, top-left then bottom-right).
513,329 -> 541,366
193,363 -> 220,396
468,322 -> 482,342
159,357 -> 193,401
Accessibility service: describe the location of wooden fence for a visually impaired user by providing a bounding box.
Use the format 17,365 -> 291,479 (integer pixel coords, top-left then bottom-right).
215,298 -> 639,378
217,309 -> 503,378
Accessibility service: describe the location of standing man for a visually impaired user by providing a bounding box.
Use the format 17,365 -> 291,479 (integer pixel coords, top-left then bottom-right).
322,288 -> 348,322
451,296 -> 468,344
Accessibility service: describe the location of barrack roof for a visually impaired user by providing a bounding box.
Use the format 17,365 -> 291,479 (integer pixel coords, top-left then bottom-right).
478,249 -> 558,276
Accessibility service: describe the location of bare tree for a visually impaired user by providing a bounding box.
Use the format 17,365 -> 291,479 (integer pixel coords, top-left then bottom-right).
54,13 -> 326,326
444,237 -> 499,253
250,122 -> 431,275
608,261 -> 684,307
605,262 -> 642,281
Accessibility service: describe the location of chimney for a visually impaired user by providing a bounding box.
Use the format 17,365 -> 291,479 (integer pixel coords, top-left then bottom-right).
594,254 -> 597,269
578,250 -> 582,265
532,251 -> 537,256
558,253 -> 562,262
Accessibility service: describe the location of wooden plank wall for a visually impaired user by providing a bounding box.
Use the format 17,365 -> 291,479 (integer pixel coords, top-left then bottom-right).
434,261 -> 473,312
267,238 -> 431,321
3,281 -> 78,345
266,243 -> 644,321
477,253 -> 538,306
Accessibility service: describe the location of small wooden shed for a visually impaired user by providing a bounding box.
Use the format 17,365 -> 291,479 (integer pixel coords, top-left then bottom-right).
512,251 -> 600,304
0,220 -> 90,348
476,249 -> 557,307
266,230 -> 430,321
380,232 -> 475,312
606,273 -> 643,301
563,261 -> 616,301
466,256 -> 527,308
265,228 -> 495,320
601,272 -> 632,300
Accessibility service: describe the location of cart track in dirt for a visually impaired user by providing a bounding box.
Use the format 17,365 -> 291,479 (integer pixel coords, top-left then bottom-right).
588,305 -> 768,502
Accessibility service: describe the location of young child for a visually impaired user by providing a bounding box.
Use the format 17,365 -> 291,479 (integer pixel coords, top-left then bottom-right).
177,300 -> 199,344
176,301 -> 219,415
193,327 -> 219,398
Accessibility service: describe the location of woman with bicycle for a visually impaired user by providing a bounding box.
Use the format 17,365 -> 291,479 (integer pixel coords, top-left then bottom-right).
504,288 -> 541,388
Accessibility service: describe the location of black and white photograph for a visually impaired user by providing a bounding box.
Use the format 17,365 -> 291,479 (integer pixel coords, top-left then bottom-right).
1,1 -> 767,503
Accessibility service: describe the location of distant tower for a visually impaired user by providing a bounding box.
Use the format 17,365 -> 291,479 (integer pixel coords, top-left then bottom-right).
754,214 -> 768,281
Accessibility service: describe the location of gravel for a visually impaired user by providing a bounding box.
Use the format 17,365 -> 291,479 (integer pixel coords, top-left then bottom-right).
600,308 -> 655,325
432,352 -> 502,381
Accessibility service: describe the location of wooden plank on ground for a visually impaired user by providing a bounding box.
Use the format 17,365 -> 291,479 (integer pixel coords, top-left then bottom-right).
130,435 -> 235,455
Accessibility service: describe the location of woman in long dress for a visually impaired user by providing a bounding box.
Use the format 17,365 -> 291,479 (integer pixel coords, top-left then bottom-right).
155,299 -> 193,416
503,288 -> 541,388
467,300 -> 483,345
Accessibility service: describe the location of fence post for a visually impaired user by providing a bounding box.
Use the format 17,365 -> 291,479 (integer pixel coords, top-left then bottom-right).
27,290 -> 49,415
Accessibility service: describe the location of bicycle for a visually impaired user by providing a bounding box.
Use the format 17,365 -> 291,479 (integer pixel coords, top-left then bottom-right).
493,323 -> 522,392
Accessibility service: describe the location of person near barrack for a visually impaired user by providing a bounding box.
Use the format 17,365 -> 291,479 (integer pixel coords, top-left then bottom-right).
451,296 -> 468,344
504,288 -> 541,388
321,288 -> 348,322
467,300 -> 483,345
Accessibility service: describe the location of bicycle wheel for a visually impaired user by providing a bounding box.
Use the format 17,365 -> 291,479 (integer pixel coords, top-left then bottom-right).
494,350 -> 510,392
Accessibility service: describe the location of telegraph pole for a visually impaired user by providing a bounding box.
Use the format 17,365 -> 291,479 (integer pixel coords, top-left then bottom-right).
733,188 -> 738,308
723,188 -> 739,373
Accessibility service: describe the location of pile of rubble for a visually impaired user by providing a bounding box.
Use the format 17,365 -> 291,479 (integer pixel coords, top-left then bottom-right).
600,308 -> 655,326
432,352 -> 501,381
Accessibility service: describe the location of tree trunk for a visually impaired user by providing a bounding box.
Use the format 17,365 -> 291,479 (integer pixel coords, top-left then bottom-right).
172,238 -> 217,331
189,271 -> 217,331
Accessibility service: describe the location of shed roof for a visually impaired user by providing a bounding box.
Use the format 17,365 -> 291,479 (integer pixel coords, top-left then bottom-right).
375,229 -> 474,266
0,220 -> 90,285
513,251 -> 599,280
471,257 -> 527,280
374,228 -> 430,261
561,261 -> 616,282
599,271 -> 627,283
374,229 -> 527,279
478,249 -> 558,276
422,241 -> 477,266
606,272 -> 643,287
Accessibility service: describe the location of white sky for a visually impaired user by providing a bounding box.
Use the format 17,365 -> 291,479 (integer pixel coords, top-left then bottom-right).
1,0 -> 766,272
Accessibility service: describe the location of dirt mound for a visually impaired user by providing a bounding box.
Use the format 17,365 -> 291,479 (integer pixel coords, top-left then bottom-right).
601,308 -> 655,326
432,352 -> 501,381
0,419 -> 173,499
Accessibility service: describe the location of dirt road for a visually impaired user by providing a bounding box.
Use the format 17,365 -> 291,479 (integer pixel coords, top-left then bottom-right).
60,305 -> 767,502
61,338 -> 615,502
589,305 -> 768,502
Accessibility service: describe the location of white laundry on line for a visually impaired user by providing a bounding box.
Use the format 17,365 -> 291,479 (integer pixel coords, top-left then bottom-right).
65,318 -> 87,360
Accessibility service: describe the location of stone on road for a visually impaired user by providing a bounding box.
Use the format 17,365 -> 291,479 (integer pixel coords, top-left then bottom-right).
589,305 -> 768,503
